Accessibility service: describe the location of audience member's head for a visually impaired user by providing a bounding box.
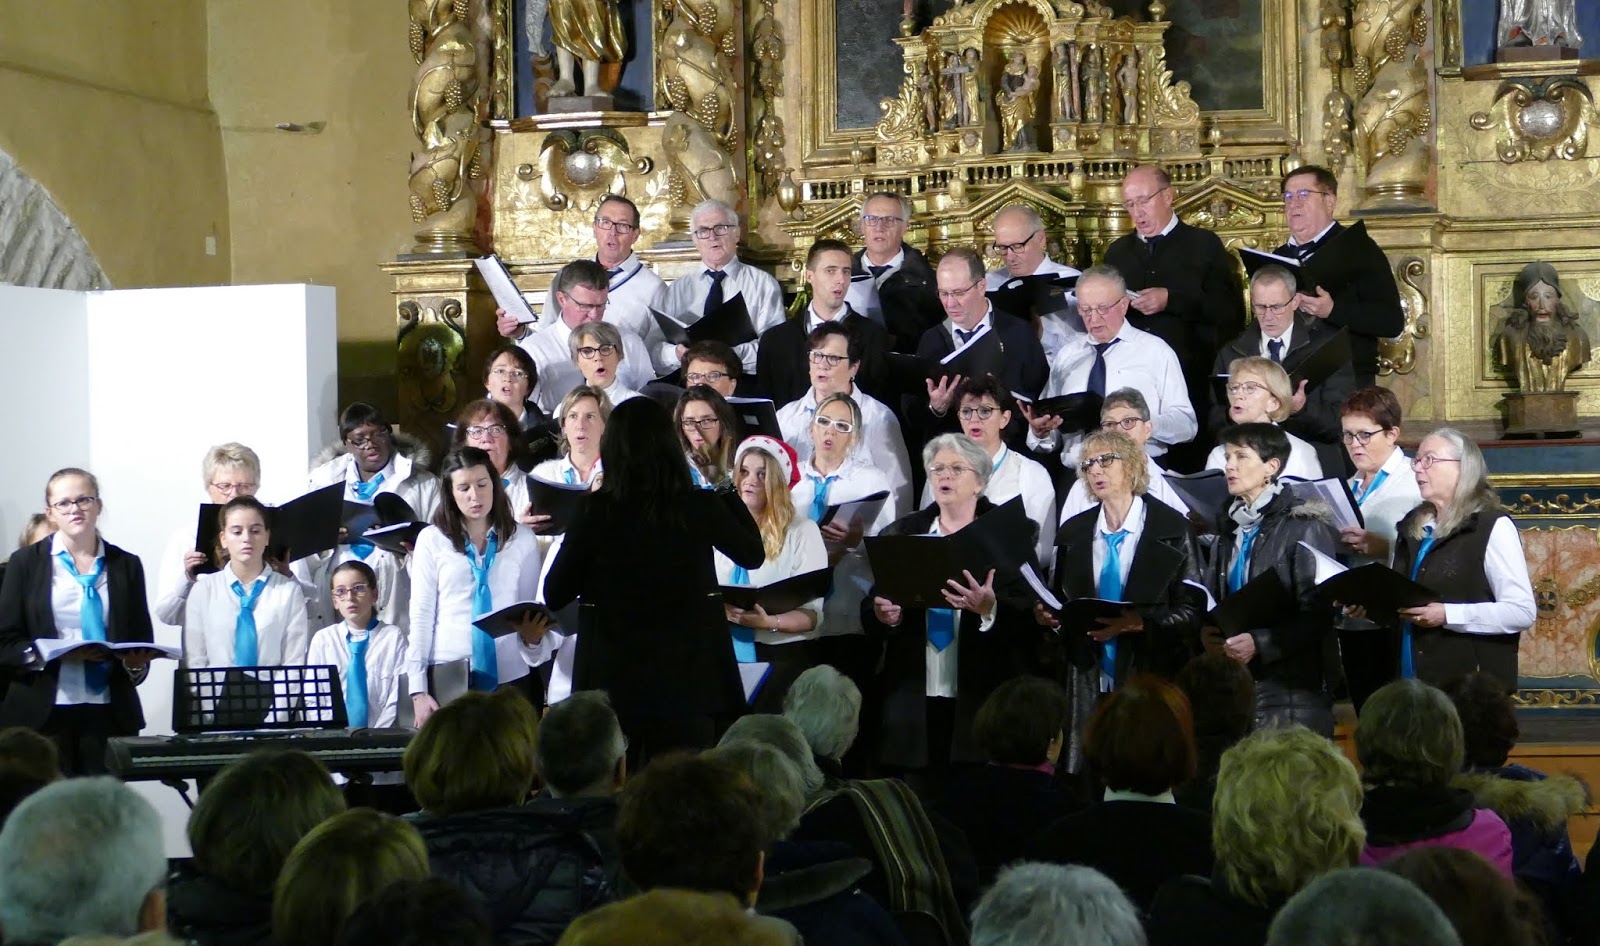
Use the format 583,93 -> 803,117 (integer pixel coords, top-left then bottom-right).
556,889 -> 796,946
0,726 -> 61,826
1357,679 -> 1465,789
1440,672 -> 1520,770
971,863 -> 1147,946
718,713 -> 826,798
1085,674 -> 1197,795
973,675 -> 1069,767
335,876 -> 493,946
1213,726 -> 1365,908
782,665 -> 861,765
615,753 -> 765,905
707,741 -> 806,845
272,808 -> 431,946
404,689 -> 539,815
0,777 -> 167,943
535,690 -> 628,798
1176,653 -> 1257,772
1267,868 -> 1463,946
1382,847 -> 1544,946
188,749 -> 347,897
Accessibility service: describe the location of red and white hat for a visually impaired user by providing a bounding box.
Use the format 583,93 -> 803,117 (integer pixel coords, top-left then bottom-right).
736,435 -> 801,489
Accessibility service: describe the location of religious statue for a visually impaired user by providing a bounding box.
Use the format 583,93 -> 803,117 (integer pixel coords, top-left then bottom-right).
997,52 -> 1039,151
961,48 -> 988,133
917,62 -> 939,135
1052,43 -> 1078,121
549,0 -> 627,98
1082,45 -> 1106,124
941,52 -> 970,128
1116,50 -> 1139,125
1495,261 -> 1591,392
1500,0 -> 1583,47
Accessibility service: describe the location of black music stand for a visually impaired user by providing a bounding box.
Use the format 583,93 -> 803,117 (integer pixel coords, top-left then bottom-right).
173,665 -> 347,733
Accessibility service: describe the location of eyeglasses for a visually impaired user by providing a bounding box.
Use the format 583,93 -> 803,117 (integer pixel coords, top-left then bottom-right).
1121,185 -> 1169,212
685,370 -> 729,385
958,406 -> 1000,420
1227,381 -> 1269,396
808,351 -> 850,368
576,344 -> 619,360
1079,302 -> 1125,318
990,230 -> 1040,255
331,584 -> 372,600
594,217 -> 637,234
681,417 -> 721,431
1282,188 -> 1333,204
209,481 -> 258,496
692,223 -> 737,241
936,280 -> 983,301
49,496 -> 99,512
347,429 -> 391,450
813,415 -> 856,434
1340,428 -> 1387,445
490,367 -> 530,382
929,463 -> 976,478
860,214 -> 905,228
466,424 -> 508,439
1100,416 -> 1145,431
1251,300 -> 1296,316
561,296 -> 608,315
1411,455 -> 1461,470
1081,453 -> 1122,471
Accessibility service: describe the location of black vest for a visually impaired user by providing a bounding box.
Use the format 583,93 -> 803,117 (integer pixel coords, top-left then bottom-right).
1393,507 -> 1519,689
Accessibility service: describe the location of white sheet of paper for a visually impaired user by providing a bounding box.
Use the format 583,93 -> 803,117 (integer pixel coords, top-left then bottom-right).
1182,578 -> 1217,613
474,255 -> 539,323
1021,562 -> 1063,610
1297,540 -> 1349,585
740,662 -> 772,702
35,640 -> 181,663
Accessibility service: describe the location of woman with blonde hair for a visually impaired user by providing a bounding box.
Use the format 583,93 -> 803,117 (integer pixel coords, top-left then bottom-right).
1206,356 -> 1323,481
271,809 -> 431,946
718,437 -> 827,713
1147,724 -> 1366,946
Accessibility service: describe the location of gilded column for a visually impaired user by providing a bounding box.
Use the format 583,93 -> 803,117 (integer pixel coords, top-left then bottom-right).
408,0 -> 489,254
1349,0 -> 1435,210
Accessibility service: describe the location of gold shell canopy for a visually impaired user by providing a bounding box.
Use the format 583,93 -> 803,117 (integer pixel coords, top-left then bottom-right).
983,0 -> 1051,46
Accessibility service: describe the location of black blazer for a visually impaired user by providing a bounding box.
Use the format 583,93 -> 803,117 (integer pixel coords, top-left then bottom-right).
852,244 -> 942,354
753,306 -> 892,408
1055,497 -> 1206,682
544,488 -> 763,722
1103,220 -> 1246,372
0,539 -> 152,733
1032,800 -> 1215,911
1272,222 -> 1405,385
906,308 -> 1049,448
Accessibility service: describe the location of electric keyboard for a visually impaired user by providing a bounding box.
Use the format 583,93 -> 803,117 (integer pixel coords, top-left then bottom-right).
107,729 -> 413,782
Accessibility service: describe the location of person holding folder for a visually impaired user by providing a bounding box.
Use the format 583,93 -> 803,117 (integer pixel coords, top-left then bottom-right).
862,433 -> 1041,776
306,560 -> 405,729
1386,429 -> 1534,690
0,469 -> 158,774
1205,357 -> 1323,482
717,436 -> 827,713
1203,423 -> 1339,735
154,443 -> 265,628
184,496 -> 311,670
658,200 -> 787,376
405,447 -> 551,728
675,386 -> 739,489
543,398 -> 765,763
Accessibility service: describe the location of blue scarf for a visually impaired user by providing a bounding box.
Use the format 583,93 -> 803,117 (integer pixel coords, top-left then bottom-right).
232,577 -> 267,666
1098,529 -> 1130,691
806,474 -> 839,523
728,564 -> 757,662
56,551 -> 108,693
344,618 -> 378,728
1400,524 -> 1437,680
465,532 -> 500,690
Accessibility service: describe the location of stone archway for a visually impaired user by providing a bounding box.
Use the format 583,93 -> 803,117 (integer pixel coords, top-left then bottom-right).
0,147 -> 109,290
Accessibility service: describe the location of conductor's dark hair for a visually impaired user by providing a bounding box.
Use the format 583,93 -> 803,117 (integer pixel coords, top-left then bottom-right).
338,402 -> 391,442
806,238 -> 854,268
1219,423 -> 1292,482
1282,164 -> 1339,196
974,676 -> 1069,766
336,876 -> 492,946
956,374 -> 1015,413
432,447 -> 518,554
594,398 -> 693,525
482,343 -> 538,390
806,321 -> 862,364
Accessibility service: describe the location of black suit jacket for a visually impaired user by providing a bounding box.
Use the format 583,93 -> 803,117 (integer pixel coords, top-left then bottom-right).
1055,497 -> 1205,681
853,245 -> 942,354
0,539 -> 152,733
1033,800 -> 1215,911
906,308 -> 1049,447
753,306 -> 891,408
1212,315 -> 1357,478
1103,220 -> 1246,374
1273,222 -> 1405,385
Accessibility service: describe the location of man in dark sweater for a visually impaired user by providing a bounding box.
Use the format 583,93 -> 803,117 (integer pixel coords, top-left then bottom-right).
847,192 -> 942,354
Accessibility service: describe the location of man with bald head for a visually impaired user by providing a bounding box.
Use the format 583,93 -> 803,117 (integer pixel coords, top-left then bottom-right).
846,192 -> 942,353
985,204 -> 1083,361
1103,165 -> 1245,465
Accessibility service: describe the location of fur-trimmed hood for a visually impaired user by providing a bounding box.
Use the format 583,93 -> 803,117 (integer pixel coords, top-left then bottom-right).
1454,770 -> 1589,834
311,428 -> 433,472
1276,492 -> 1336,525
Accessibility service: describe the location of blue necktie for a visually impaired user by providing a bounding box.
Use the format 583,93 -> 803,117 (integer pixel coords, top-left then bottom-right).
927,608 -> 957,652
807,474 -> 839,523
56,551 -> 108,693
1401,524 -> 1437,680
606,267 -> 623,281
955,328 -> 975,346
1098,530 -> 1129,690
466,532 -> 500,691
345,624 -> 373,728
232,578 -> 266,666
705,270 -> 728,313
562,466 -> 579,486
1228,525 -> 1261,595
1088,339 -> 1119,397
690,465 -> 709,489
1351,469 -> 1390,507
868,264 -> 891,283
728,564 -> 757,662
1268,338 -> 1284,363
352,473 -> 385,502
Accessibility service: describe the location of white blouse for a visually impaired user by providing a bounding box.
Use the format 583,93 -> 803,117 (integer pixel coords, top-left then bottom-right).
183,564 -> 311,669
1205,430 -> 1324,482
48,535 -> 111,707
779,385 -> 914,516
790,454 -> 898,640
1060,453 -> 1190,524
715,516 -> 828,645
306,621 -> 407,728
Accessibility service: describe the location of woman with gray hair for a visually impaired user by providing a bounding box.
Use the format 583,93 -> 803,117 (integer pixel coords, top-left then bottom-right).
862,433 -> 1045,775
569,321 -> 641,407
781,665 -> 862,784
1387,428 -> 1533,689
972,863 -> 1146,946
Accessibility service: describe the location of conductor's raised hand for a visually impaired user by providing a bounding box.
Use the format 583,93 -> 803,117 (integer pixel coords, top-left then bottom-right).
1019,402 -> 1063,438
943,569 -> 996,616
873,596 -> 903,628
926,375 -> 963,416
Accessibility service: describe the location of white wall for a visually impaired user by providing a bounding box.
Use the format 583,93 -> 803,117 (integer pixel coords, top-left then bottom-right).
0,282 -> 338,854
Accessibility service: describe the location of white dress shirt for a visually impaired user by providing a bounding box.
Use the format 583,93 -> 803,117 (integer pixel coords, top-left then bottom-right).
779,385 -> 913,515
183,564 -> 311,669
987,257 -> 1083,362
715,517 -> 828,645
591,377 -> 641,407
1029,321 -> 1198,464
845,249 -> 904,325
537,252 -> 671,371
919,445 -> 1056,568
1259,323 -> 1296,362
1440,517 -> 1537,635
48,535 -> 112,707
1091,496 -> 1147,597
404,524 -> 548,693
1205,430 -> 1324,482
1060,454 -> 1189,523
522,316 -> 656,414
1288,221 -> 1339,253
308,448 -> 443,523
1339,447 -> 1423,630
792,454 -> 899,640
659,259 -> 787,373
922,515 -> 997,699
307,621 -> 406,728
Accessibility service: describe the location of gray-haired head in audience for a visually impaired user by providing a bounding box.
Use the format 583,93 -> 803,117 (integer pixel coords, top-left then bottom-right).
782,665 -> 862,764
536,691 -> 628,798
1266,868 -> 1462,946
0,777 -> 167,943
706,740 -> 807,844
971,863 -> 1146,946
717,713 -> 826,798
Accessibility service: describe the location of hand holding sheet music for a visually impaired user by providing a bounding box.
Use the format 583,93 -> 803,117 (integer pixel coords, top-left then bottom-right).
474,255 -> 538,324
1296,541 -> 1438,616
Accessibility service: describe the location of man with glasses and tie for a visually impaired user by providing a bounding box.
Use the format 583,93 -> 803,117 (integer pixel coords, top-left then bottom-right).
1023,266 -> 1195,470
658,199 -> 786,376
1272,165 -> 1405,387
757,239 -> 890,406
1212,265 -> 1356,476
518,260 -> 657,414
984,204 -> 1083,361
846,192 -> 941,353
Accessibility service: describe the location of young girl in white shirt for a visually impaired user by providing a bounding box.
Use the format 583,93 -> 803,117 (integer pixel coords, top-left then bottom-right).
406,447 -> 551,727
183,497 -> 310,670
307,560 -> 404,729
